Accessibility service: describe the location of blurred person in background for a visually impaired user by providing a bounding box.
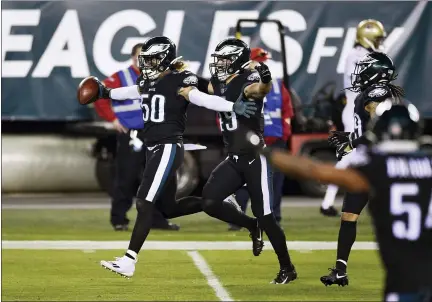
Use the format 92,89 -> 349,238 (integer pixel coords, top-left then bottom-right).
94,43 -> 180,231
226,47 -> 294,230
320,19 -> 387,217
249,102 -> 432,302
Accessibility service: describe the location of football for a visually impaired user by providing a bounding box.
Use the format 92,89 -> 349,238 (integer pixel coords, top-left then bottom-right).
77,76 -> 100,105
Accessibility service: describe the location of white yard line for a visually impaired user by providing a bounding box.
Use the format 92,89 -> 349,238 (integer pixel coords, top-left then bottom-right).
2,200 -> 343,210
188,251 -> 233,301
1,240 -> 377,250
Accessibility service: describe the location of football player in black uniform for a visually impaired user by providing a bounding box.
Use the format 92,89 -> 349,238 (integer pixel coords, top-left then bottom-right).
88,36 -> 260,278
179,38 -> 297,284
248,102 -> 432,302
320,52 -> 406,286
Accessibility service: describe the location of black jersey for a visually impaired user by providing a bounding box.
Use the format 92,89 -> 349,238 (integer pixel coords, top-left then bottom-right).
353,84 -> 392,140
137,71 -> 198,145
351,145 -> 432,292
211,70 -> 264,154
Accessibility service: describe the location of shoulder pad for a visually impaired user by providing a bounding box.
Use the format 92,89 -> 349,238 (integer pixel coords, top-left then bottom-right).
247,71 -> 261,82
182,74 -> 199,86
136,75 -> 145,86
366,84 -> 391,100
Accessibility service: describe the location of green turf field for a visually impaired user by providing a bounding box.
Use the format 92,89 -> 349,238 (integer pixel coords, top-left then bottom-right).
2,206 -> 375,241
2,207 -> 384,301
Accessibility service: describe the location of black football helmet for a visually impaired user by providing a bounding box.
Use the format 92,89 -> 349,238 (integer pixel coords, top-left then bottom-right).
209,38 -> 251,82
366,101 -> 422,147
350,52 -> 397,92
138,36 -> 177,80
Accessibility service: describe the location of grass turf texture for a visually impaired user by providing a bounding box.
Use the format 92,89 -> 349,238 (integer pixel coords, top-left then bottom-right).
2,250 -> 384,301
2,207 -> 374,241
2,206 -> 382,301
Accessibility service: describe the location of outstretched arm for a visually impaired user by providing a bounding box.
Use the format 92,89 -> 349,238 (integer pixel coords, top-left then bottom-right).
179,86 -> 257,118
95,78 -> 140,101
264,148 -> 370,192
180,86 -> 235,112
109,85 -> 141,101
244,62 -> 272,100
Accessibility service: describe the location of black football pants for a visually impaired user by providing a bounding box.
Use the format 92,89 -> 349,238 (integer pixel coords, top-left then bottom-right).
135,143 -> 203,218
203,153 -> 274,218
341,192 -> 369,215
110,132 -> 170,227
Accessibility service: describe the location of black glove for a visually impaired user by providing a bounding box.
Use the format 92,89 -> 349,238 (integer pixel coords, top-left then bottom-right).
328,131 -> 352,148
254,62 -> 272,84
94,77 -> 111,99
335,141 -> 353,161
232,97 -> 257,118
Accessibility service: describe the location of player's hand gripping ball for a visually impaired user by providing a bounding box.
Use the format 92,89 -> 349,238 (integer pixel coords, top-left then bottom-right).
77,76 -> 102,105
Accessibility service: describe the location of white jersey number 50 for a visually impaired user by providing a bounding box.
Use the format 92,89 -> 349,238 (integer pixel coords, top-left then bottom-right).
141,94 -> 165,123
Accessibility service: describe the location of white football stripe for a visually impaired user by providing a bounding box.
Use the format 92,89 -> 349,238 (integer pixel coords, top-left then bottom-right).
188,251 -> 234,301
1,241 -> 378,250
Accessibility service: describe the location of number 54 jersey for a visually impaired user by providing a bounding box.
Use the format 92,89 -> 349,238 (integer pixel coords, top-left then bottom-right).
211,70 -> 265,155
351,146 -> 432,293
137,70 -> 198,145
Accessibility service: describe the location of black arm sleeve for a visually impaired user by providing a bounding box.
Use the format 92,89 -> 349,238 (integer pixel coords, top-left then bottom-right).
197,76 -> 210,94
352,135 -> 370,148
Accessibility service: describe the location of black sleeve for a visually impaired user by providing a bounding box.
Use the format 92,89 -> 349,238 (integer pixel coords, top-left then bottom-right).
244,70 -> 261,86
196,76 -> 210,94
179,72 -> 199,88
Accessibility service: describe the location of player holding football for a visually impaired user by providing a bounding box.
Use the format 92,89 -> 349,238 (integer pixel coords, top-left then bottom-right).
179,38 -> 297,284
248,102 -> 432,302
89,36 -> 262,278
320,51 -> 406,286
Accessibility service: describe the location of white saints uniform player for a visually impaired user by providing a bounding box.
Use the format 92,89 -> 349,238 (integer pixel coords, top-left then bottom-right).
320,19 -> 387,216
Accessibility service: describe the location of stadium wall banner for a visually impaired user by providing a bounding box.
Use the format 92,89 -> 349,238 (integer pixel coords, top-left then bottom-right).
2,1 -> 431,121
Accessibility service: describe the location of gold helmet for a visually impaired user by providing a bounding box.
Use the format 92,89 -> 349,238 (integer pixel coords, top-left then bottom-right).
356,19 -> 387,51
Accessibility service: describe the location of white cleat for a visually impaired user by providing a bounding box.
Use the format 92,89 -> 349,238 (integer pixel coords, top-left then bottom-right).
100,255 -> 136,278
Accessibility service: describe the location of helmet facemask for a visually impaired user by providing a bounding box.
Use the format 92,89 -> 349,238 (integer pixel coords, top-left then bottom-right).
209,44 -> 245,82
138,44 -> 171,80
360,34 -> 386,52
350,60 -> 375,92
210,55 -> 238,82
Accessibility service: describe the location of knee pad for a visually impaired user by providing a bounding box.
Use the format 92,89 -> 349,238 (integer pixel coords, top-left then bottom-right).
135,198 -> 153,213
